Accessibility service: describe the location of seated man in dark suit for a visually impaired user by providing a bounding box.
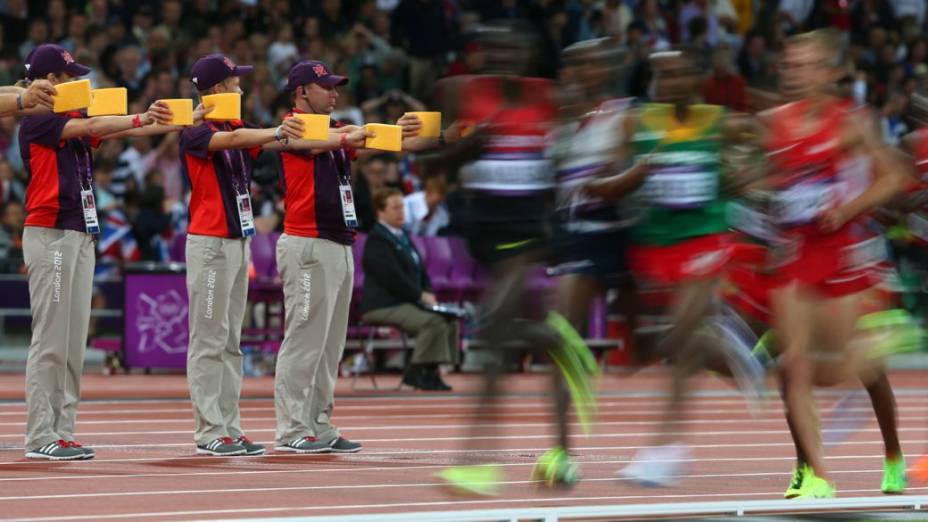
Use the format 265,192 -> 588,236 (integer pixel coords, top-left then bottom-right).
361,188 -> 460,391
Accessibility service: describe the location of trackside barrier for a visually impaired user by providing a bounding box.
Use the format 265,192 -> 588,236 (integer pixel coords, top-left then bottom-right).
230,495 -> 928,522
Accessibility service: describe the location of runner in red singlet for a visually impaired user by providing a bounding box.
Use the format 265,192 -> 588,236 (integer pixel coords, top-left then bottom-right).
759,29 -> 911,497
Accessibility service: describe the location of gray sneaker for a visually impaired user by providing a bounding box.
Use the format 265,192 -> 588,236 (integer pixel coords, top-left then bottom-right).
275,436 -> 331,454
67,441 -> 95,460
196,437 -> 247,456
328,437 -> 362,453
25,440 -> 86,461
234,435 -> 266,455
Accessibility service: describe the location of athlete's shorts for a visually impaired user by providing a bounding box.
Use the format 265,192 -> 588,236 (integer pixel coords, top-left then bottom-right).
552,229 -> 628,282
724,264 -> 775,324
629,233 -> 732,286
772,225 -> 881,298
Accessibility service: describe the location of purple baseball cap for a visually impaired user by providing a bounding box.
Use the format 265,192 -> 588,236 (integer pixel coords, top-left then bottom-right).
189,53 -> 254,91
285,60 -> 348,92
25,44 -> 91,80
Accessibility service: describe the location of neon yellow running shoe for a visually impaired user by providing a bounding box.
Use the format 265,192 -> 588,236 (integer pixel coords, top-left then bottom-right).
436,464 -> 504,497
530,447 -> 580,488
882,456 -> 907,494
784,465 -> 809,499
858,309 -> 924,360
546,311 -> 600,435
796,474 -> 836,499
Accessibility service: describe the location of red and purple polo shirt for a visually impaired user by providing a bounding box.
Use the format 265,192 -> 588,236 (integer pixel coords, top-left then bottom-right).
179,120 -> 261,239
277,110 -> 356,246
19,112 -> 101,232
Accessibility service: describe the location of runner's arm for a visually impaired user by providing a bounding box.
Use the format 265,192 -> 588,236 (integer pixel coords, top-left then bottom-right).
582,114 -> 647,200
820,112 -> 910,232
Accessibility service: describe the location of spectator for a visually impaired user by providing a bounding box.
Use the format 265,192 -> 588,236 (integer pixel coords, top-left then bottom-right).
680,0 -> 720,47
635,0 -> 673,50
0,0 -> 28,47
361,89 -> 425,124
19,17 -> 47,61
0,199 -> 24,273
111,136 -> 153,198
703,43 -> 747,111
0,159 -> 24,204
778,0 -> 814,34
881,90 -> 909,145
360,188 -> 458,391
391,0 -> 452,101
354,153 -> 389,232
404,176 -> 450,236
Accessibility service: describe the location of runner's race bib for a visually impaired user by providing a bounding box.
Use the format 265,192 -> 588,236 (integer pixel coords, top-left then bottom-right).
638,167 -> 717,209
727,201 -> 775,242
771,181 -> 835,225
842,235 -> 888,271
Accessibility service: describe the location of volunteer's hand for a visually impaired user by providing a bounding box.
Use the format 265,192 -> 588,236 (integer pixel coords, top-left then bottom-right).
192,103 -> 214,124
143,100 -> 172,125
280,116 -> 304,141
22,81 -> 56,111
344,127 -> 372,148
397,113 -> 421,138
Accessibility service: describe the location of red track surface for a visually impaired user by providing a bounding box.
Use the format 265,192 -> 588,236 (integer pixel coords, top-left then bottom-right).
0,370 -> 927,521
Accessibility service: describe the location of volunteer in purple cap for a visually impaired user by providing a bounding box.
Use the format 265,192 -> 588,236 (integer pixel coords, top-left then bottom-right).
19,43 -> 175,461
179,53 -> 309,457
272,59 -> 374,454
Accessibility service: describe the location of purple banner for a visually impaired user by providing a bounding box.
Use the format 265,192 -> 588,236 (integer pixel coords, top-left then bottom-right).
124,272 -> 189,369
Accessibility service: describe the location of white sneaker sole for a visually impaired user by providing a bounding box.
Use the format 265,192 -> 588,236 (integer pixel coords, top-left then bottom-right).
327,446 -> 362,454
24,451 -> 84,461
195,447 -> 247,456
274,445 -> 330,454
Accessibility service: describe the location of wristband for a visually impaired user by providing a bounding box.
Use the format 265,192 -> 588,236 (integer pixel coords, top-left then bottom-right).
274,125 -> 289,145
15,94 -> 23,111
340,132 -> 349,150
132,114 -> 143,128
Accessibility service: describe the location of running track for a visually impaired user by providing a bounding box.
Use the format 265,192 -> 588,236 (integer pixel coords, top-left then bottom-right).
1,370 -> 927,521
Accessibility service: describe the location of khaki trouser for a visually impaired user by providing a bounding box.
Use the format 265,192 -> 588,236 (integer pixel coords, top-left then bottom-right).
22,226 -> 95,450
274,234 -> 353,445
362,304 -> 460,366
186,234 -> 250,445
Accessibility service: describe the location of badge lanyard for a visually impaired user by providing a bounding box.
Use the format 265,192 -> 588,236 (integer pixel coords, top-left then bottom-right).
331,148 -> 358,229
73,143 -> 100,235
213,122 -> 256,237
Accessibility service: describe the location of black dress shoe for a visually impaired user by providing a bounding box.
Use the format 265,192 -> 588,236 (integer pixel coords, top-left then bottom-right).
422,369 -> 452,391
401,367 -> 426,389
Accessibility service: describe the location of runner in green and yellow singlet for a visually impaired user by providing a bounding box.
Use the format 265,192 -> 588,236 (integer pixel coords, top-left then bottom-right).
584,48 -> 764,486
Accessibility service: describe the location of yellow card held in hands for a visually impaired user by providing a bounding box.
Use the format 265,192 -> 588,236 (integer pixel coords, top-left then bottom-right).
53,79 -> 92,113
405,111 -> 441,138
87,88 -> 127,116
202,93 -> 241,121
364,123 -> 402,151
295,113 -> 330,140
160,99 -> 193,126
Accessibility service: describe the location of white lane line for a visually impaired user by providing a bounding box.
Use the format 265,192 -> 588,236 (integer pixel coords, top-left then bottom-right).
6,403 -> 928,426
0,454 -> 897,484
0,424 -> 919,442
0,470 -> 917,502
6,487 -> 924,522
0,441 -> 914,468
2,392 -> 927,415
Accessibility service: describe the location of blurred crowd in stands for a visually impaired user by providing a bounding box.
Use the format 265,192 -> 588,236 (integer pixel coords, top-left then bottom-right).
0,0 -> 925,275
